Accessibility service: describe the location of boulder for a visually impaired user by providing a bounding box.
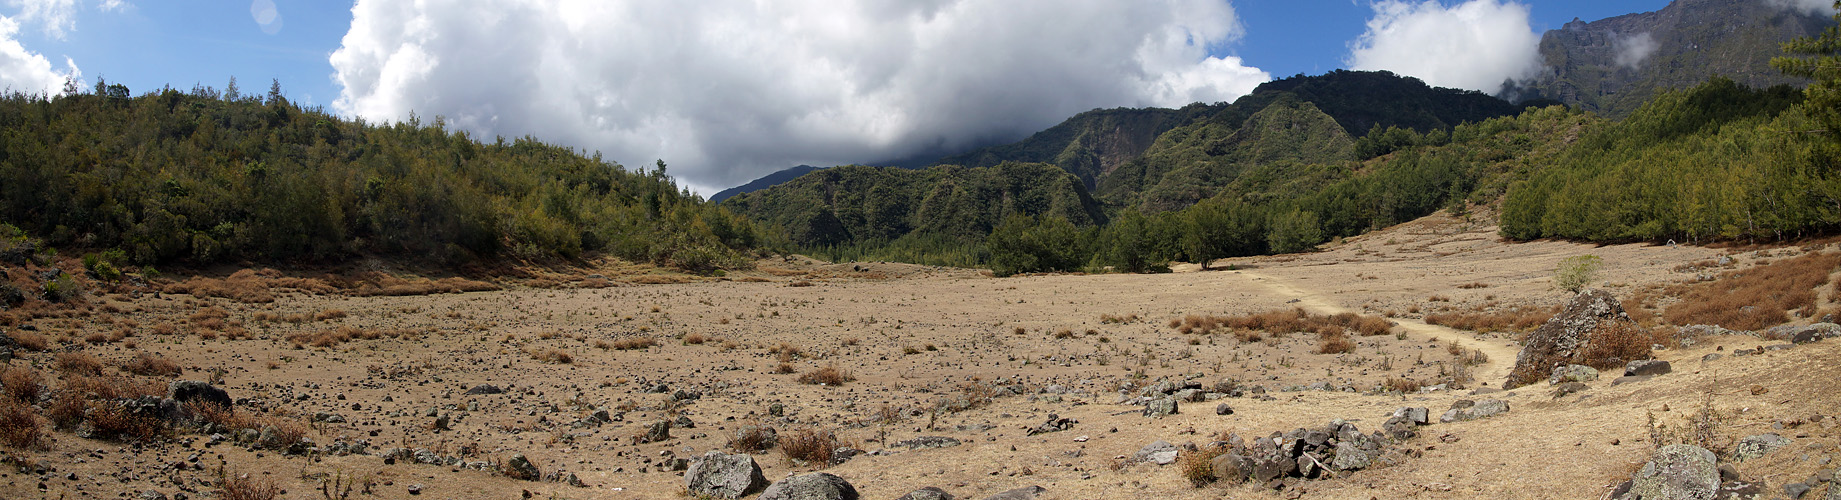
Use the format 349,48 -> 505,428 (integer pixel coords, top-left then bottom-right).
503,454 -> 540,481
1331,441 -> 1372,471
1210,454 -> 1251,484
1133,440 -> 1178,465
1549,364 -> 1599,385
1789,323 -> 1839,344
1624,360 -> 1672,377
894,487 -> 955,500
1731,433 -> 1792,462
643,421 -> 671,443
894,436 -> 961,450
1505,289 -> 1641,388
1215,404 -> 1234,416
168,381 -> 231,410
759,472 -> 858,500
684,451 -> 768,499
981,486 -> 1045,500
1624,445 -> 1718,500
1143,397 -> 1178,417
462,384 -> 503,395
1552,382 -> 1589,398
1024,414 -> 1076,436
1391,407 -> 1429,425
1440,399 -> 1509,422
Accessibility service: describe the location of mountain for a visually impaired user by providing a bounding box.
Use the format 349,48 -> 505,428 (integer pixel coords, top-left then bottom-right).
720,163 -> 1103,249
708,165 -> 823,203
933,107 -> 1189,189
1508,0 -> 1834,118
1101,95 -> 1358,212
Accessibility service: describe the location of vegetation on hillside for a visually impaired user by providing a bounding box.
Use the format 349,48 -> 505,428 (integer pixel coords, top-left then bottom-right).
0,79 -> 760,272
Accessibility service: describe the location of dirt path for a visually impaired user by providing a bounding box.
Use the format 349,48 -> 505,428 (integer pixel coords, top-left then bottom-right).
1226,269 -> 1520,385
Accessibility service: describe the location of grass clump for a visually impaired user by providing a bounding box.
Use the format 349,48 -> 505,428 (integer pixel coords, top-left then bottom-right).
0,398 -> 43,449
53,351 -> 104,376
1179,444 -> 1232,487
730,425 -> 778,453
608,336 -> 657,350
779,428 -> 841,467
1661,251 -> 1841,330
1555,255 -> 1603,293
796,365 -> 854,386
530,349 -> 573,364
1,366 -> 42,403
121,353 -> 182,377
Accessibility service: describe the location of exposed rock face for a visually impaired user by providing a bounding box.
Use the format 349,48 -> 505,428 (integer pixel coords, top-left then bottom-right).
503,454 -> 540,481
893,487 -> 955,500
1440,399 -> 1510,422
684,451 -> 767,499
1143,397 -> 1178,417
759,472 -> 858,500
1550,364 -> 1599,385
1506,289 -> 1642,388
1625,360 -> 1672,377
1623,445 -> 1718,500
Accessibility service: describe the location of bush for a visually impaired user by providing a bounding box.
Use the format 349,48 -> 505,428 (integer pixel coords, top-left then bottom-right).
121,353 -> 182,377
1316,331 -> 1354,354
796,365 -> 854,386
730,425 -> 778,453
54,352 -> 104,376
1,366 -> 42,403
1580,321 -> 1656,369
779,428 -> 840,467
40,273 -> 83,303
0,399 -> 41,449
1178,444 -> 1231,487
219,473 -> 281,500
1662,252 -> 1841,330
1555,255 -> 1603,293
530,349 -> 573,364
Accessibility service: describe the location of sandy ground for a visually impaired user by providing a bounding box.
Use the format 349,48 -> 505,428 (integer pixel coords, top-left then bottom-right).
1,211 -> 1838,500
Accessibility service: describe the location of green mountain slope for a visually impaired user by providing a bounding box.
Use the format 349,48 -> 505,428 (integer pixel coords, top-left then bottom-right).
0,86 -> 759,271
1108,95 -> 1357,212
1509,0 -> 1833,118
720,162 -> 1103,251
935,107 -> 1186,189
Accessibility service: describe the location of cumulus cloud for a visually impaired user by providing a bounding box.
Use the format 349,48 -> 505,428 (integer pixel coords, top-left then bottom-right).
1345,0 -> 1542,94
1613,33 -> 1658,70
0,15 -> 79,95
5,0 -> 75,39
329,0 -> 1271,194
1767,0 -> 1840,16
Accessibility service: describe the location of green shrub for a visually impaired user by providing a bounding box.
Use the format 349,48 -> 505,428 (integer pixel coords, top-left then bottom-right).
1555,255 -> 1603,293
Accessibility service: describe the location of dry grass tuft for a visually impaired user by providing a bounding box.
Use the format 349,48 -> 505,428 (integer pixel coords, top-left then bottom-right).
1,366 -> 42,403
779,428 -> 840,467
1579,321 -> 1660,370
1424,305 -> 1556,333
774,362 -> 796,374
1316,330 -> 1355,354
219,473 -> 281,500
6,330 -> 47,351
1179,444 -> 1231,487
0,398 -> 42,449
1383,377 -> 1423,393
121,353 -> 182,377
530,349 -> 574,364
54,351 -> 104,376
1662,251 -> 1841,330
796,365 -> 854,386
730,425 -> 778,452
313,309 -> 347,321
682,333 -> 706,345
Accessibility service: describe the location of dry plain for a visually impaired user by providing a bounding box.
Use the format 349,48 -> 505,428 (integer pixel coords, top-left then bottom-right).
2,211 -> 1839,500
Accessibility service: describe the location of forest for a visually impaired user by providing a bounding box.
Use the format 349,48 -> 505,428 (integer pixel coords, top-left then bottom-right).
0,79 -> 762,273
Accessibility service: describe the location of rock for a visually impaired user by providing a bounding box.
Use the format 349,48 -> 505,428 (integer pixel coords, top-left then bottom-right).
674,415 -> 695,429
644,421 -> 671,443
1392,407 -> 1429,425
1624,360 -> 1672,377
768,403 -> 785,417
1024,414 -> 1076,436
1440,399 -> 1509,422
1505,289 -> 1641,388
1382,416 -> 1417,441
758,472 -> 858,500
463,384 -> 503,395
1790,323 -> 1839,344
1143,397 -> 1178,417
139,490 -> 167,500
1786,482 -> 1812,499
895,436 -> 962,450
1552,382 -> 1589,398
168,381 -> 231,410
980,486 -> 1046,500
1215,403 -> 1234,416
1134,441 -> 1178,464
1732,434 -> 1792,462
1210,454 -> 1251,484
1550,364 -> 1600,385
504,454 -> 541,481
406,483 -> 422,495
1700,353 -> 1722,362
894,487 -> 956,500
1331,441 -> 1372,471
431,414 -> 450,431
684,451 -> 768,499
1626,445 -> 1719,500
1612,375 -> 1652,386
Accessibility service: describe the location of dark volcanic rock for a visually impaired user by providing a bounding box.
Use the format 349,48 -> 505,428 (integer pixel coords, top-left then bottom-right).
1505,289 -> 1642,388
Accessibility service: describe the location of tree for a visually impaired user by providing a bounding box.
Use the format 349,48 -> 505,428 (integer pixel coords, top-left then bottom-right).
1772,1 -> 1841,137
1554,255 -> 1602,293
225,76 -> 240,101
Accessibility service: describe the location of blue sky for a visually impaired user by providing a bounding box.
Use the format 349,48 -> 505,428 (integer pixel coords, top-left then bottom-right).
0,1 -> 1709,193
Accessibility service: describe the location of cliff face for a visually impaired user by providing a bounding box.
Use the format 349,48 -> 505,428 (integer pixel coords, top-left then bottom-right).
1509,0 -> 1833,118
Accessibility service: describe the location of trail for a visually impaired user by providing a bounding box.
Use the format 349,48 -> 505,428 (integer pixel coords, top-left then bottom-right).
1226,269 -> 1520,385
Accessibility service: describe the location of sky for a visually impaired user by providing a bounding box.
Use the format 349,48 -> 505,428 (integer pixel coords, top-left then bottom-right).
0,0 -> 1826,196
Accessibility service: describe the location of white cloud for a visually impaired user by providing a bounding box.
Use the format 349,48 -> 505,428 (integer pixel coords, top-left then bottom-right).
1345,0 -> 1542,93
0,15 -> 79,95
1613,33 -> 1658,70
5,0 -> 74,39
329,0 -> 1271,195
1767,0 -> 1839,16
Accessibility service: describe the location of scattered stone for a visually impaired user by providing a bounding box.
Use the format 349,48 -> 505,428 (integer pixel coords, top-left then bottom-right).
1732,434 -> 1792,462
1211,453 -> 1251,484
1551,382 -> 1589,398
1392,407 -> 1429,425
1700,353 -> 1722,362
1785,482 -> 1812,499
1215,403 -> 1234,416
1331,441 -> 1372,471
1506,289 -> 1641,388
759,472 -> 858,500
407,483 -> 423,495
981,485 -> 1046,500
895,436 -> 961,450
1549,364 -> 1599,385
643,421 -> 671,443
894,487 -> 956,500
463,384 -> 503,395
1440,400 -> 1510,422
684,451 -> 767,500
1624,360 -> 1672,377
1025,414 -> 1076,436
1612,375 -> 1652,386
1624,445 -> 1718,500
